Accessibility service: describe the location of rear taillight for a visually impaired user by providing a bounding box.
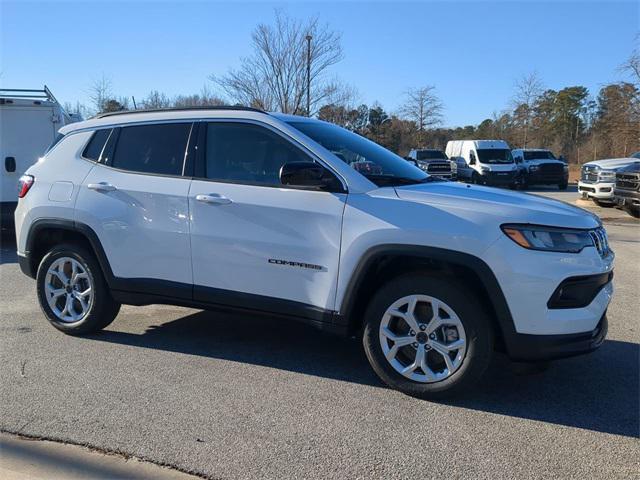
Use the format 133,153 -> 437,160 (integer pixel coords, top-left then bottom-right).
17,175 -> 34,198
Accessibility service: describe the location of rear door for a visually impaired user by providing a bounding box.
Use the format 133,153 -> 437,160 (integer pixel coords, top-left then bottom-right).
188,120 -> 346,315
75,122 -> 194,297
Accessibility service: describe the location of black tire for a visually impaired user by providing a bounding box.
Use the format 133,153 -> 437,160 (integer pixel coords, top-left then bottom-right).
362,274 -> 493,399
624,205 -> 640,218
558,182 -> 568,190
36,244 -> 120,335
471,172 -> 480,185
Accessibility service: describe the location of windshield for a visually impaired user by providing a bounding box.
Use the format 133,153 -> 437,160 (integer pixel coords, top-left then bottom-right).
416,150 -> 446,160
524,150 -> 556,160
477,148 -> 513,164
287,121 -> 430,186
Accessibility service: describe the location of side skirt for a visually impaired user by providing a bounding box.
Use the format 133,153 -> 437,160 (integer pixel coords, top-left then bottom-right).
111,279 -> 347,336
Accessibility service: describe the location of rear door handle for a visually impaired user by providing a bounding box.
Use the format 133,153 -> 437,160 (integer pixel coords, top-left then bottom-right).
87,182 -> 117,192
195,193 -> 232,205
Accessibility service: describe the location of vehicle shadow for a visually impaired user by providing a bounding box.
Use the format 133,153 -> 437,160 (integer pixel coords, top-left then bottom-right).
92,309 -> 639,438
525,184 -> 579,193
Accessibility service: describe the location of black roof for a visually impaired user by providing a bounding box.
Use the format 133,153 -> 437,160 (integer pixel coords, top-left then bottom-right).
95,105 -> 266,119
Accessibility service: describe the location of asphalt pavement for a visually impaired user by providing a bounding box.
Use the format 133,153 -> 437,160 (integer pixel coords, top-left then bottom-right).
0,189 -> 638,479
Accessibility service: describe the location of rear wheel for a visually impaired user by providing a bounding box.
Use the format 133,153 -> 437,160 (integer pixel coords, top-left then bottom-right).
362,275 -> 493,399
36,244 -> 120,335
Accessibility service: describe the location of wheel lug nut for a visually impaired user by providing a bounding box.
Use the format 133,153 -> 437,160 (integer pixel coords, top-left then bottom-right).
412,342 -> 418,348
419,324 -> 426,331
410,330 -> 415,336
429,333 -> 435,340
426,345 -> 432,350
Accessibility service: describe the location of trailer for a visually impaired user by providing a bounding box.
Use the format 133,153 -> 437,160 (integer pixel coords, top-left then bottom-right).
1,86 -> 81,227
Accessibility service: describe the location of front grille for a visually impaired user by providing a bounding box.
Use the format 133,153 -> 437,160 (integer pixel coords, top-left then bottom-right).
589,227 -> 610,258
581,165 -> 599,183
426,162 -> 452,174
538,163 -> 564,175
616,173 -> 640,191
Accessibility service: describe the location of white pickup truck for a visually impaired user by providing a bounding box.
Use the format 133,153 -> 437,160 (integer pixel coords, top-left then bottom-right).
578,157 -> 638,205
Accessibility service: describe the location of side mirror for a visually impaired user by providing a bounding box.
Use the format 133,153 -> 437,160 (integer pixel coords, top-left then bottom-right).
469,156 -> 476,165
280,161 -> 337,190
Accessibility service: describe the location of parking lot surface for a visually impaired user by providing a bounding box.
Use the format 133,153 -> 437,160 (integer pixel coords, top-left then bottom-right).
1,190 -> 638,479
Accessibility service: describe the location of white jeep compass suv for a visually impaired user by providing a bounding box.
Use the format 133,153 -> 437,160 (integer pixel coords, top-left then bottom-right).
14,107 -> 614,398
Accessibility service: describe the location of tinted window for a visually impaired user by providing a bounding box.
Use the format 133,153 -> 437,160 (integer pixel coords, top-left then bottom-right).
476,149 -> 513,164
82,129 -> 111,161
288,120 -> 428,187
112,123 -> 191,175
204,123 -> 313,185
416,150 -> 446,160
524,150 -> 555,161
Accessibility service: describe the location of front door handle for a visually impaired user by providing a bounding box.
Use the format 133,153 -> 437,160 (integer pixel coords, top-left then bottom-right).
87,182 -> 117,192
195,193 -> 233,205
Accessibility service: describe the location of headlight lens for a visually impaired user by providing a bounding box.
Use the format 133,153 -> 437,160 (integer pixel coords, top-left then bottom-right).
501,224 -> 595,253
529,165 -> 539,172
481,166 -> 490,173
563,164 -> 569,172
599,170 -> 615,180
450,160 -> 457,172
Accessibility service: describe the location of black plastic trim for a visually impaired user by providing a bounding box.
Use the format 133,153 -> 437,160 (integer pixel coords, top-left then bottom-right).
547,272 -> 613,309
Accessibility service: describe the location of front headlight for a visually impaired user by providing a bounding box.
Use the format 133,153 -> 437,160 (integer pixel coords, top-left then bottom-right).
529,165 -> 539,172
501,224 -> 595,253
480,166 -> 490,173
599,170 -> 615,181
563,164 -> 569,172
450,160 -> 457,173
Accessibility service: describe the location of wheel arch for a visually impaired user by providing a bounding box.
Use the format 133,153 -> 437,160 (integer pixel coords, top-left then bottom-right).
24,219 -> 114,285
339,245 -> 517,349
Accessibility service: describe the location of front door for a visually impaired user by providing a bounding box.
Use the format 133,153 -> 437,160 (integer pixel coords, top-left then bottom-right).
189,121 -> 346,317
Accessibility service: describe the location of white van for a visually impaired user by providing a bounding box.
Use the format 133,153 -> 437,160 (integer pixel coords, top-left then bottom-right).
1,87 -> 80,227
445,140 -> 517,187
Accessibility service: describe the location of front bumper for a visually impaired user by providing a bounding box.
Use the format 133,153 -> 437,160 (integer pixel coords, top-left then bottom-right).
578,181 -> 615,200
613,188 -> 640,208
504,314 -> 608,361
527,171 -> 568,185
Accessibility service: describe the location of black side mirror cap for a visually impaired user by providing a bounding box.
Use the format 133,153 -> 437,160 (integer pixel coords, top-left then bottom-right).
5,157 -> 16,172
279,161 -> 344,192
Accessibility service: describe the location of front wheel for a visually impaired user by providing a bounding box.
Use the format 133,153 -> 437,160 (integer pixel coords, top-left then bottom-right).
362,275 -> 493,399
624,205 -> 640,218
558,182 -> 568,190
36,244 -> 121,335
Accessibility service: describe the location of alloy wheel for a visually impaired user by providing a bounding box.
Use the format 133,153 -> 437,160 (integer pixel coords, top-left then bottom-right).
379,294 -> 467,383
44,257 -> 94,323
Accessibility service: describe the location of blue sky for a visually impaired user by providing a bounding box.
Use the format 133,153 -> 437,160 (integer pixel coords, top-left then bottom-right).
1,0 -> 637,126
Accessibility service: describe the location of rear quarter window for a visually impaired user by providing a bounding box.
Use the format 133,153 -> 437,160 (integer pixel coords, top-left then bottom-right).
82,129 -> 112,161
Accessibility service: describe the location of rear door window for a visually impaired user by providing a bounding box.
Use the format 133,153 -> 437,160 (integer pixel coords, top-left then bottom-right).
111,123 -> 192,176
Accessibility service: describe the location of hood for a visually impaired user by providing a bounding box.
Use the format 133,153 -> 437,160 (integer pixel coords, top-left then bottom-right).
526,158 -> 564,166
395,181 -> 599,229
583,158 -> 636,170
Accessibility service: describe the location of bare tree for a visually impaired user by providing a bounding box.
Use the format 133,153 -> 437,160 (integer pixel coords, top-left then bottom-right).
141,90 -> 172,109
212,10 -> 344,115
88,74 -> 113,114
511,71 -> 545,147
399,86 -> 443,136
619,36 -> 640,86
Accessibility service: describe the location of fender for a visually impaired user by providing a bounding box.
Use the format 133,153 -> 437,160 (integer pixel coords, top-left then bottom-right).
24,218 -> 116,283
339,244 -> 519,344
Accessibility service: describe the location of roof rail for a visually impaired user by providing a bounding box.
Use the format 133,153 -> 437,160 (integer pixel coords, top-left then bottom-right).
0,85 -> 59,103
95,105 -> 266,119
